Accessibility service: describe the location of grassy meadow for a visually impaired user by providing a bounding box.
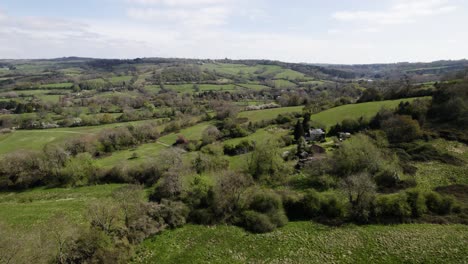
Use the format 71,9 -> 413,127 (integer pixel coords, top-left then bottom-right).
133,222 -> 468,264
0,184 -> 124,228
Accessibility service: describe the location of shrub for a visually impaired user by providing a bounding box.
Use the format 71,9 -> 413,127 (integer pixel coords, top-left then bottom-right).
425,192 -> 455,215
332,134 -> 394,177
307,175 -> 337,191
150,169 -> 183,202
223,140 -> 254,156
60,153 -> 99,187
381,115 -> 423,143
375,170 -> 400,189
0,150 -> 44,190
192,153 -> 229,174
61,229 -> 117,264
247,190 -> 283,214
405,189 -> 427,217
281,192 -> 305,220
156,199 -> 190,228
242,189 -> 288,232
189,208 -> 216,225
242,210 -> 276,233
301,190 -> 322,218
373,193 -> 412,222
341,172 -> 376,223
320,194 -> 346,218
247,140 -> 291,182
184,175 -> 213,209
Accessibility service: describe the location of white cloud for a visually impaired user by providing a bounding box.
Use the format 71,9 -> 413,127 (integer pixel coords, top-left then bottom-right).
126,0 -> 229,7
332,0 -> 457,25
125,0 -> 234,27
127,6 -> 229,26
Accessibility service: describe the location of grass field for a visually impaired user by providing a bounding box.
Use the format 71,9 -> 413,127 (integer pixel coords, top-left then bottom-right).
223,126 -> 289,146
0,119 -> 165,156
95,122 -> 211,168
238,97 -> 425,128
0,184 -> 124,227
238,106 -> 303,123
236,83 -> 270,91
413,139 -> 468,190
108,75 -> 133,85
309,97 -> 424,128
274,69 -> 305,80
133,222 -> 468,264
201,63 -> 260,75
200,63 -> 282,77
39,82 -> 73,89
273,79 -> 296,88
166,84 -> 238,93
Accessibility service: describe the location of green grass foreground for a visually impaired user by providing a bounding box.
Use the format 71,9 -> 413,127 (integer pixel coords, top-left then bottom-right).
133,222 -> 468,264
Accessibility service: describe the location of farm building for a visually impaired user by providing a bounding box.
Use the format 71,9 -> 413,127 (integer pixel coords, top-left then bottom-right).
306,128 -> 325,142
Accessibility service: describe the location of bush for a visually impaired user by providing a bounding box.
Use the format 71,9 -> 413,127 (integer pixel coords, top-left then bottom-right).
405,189 -> 427,217
307,175 -> 337,191
241,189 -> 288,233
381,115 -> 423,143
60,153 -> 99,187
281,192 -> 305,220
320,194 -> 346,218
189,208 -> 216,225
301,190 -> 322,218
373,193 -> 412,222
242,210 -> 276,233
223,140 -> 254,156
375,170 -> 400,189
425,192 -> 455,215
248,190 -> 283,214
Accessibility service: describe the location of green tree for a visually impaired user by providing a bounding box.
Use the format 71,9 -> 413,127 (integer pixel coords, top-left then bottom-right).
60,153 -> 98,187
293,120 -> 304,142
341,172 -> 376,223
381,115 -> 422,143
247,140 -> 291,182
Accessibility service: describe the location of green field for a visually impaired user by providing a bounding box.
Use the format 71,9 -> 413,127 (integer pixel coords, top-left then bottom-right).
0,184 -> 124,227
274,69 -> 305,80
134,222 -> 468,263
158,122 -> 211,145
238,97 -> 424,128
108,75 -> 133,85
39,82 -> 73,89
310,97 -> 425,128
223,126 -> 289,146
95,122 -> 211,168
0,119 -> 164,156
273,79 -> 296,88
413,139 -> 468,190
165,84 -> 238,93
201,63 -> 260,75
238,106 -> 303,123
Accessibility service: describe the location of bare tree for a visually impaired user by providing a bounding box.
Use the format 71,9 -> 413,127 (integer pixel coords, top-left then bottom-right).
213,171 -> 252,222
341,172 -> 376,223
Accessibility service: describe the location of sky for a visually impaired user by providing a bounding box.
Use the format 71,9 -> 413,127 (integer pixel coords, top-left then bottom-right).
0,0 -> 467,64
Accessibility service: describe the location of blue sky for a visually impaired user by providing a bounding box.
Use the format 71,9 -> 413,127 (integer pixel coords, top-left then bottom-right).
0,0 -> 467,63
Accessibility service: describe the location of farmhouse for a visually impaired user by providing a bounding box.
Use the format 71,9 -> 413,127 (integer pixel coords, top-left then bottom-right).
306,128 -> 325,142
338,132 -> 351,141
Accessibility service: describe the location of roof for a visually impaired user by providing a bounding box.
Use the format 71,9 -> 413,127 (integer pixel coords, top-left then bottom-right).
310,128 -> 325,135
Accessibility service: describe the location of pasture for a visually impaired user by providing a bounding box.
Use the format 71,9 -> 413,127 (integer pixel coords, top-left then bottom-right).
239,97 -> 425,128
134,222 -> 468,264
0,184 -> 124,227
0,119 -> 165,156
